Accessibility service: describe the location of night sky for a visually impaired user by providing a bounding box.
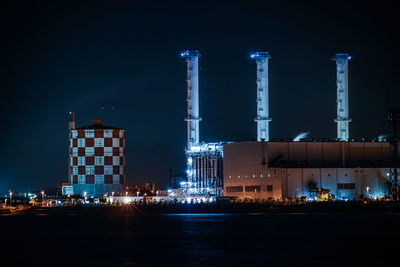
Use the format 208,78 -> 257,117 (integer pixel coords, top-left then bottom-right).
1,1 -> 399,192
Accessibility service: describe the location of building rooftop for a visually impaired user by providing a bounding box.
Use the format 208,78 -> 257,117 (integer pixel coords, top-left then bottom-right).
75,119 -> 122,130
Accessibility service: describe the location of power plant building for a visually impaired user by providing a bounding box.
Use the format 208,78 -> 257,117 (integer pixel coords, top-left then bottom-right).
223,141 -> 393,201
181,50 -> 224,195
177,50 -> 396,200
62,115 -> 125,197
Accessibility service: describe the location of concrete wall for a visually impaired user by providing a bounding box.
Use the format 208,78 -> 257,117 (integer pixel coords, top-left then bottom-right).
223,142 -> 392,200
264,141 -> 392,167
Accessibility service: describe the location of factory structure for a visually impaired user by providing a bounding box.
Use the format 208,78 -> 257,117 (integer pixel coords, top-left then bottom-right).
180,50 -> 225,196
62,114 -> 125,197
178,50 -> 398,201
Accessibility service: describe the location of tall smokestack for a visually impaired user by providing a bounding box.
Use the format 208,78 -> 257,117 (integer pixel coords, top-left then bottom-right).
333,53 -> 351,141
69,111 -> 75,130
181,50 -> 202,149
250,52 -> 271,141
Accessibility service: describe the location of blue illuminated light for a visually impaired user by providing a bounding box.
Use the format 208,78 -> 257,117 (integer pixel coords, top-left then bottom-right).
333,53 -> 351,63
180,50 -> 200,58
249,51 -> 270,60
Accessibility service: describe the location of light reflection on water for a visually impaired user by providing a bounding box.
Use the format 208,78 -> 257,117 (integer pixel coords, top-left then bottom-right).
164,213 -> 231,216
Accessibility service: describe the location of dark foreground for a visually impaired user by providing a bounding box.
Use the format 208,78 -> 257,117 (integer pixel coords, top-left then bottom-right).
1,206 -> 400,266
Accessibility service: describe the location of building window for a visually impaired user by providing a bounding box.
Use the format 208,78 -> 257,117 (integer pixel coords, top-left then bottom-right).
338,183 -> 355,189
104,166 -> 113,175
260,174 -> 263,178
245,186 -> 261,192
85,147 -> 94,156
95,174 -> 104,184
245,175 -> 248,178
226,186 -> 243,193
237,175 -> 240,179
77,157 -> 85,166
252,174 -> 255,178
113,157 -> 120,166
77,138 -> 85,147
72,166 -> 78,175
95,156 -> 104,165
78,175 -> 85,184
228,175 -> 232,179
104,130 -> 113,138
95,138 -> 104,147
85,130 -> 94,138
113,175 -> 120,184
267,185 -> 273,192
72,148 -> 78,157
104,147 -> 113,156
86,166 -> 95,175
112,138 -> 120,147
267,173 -> 271,177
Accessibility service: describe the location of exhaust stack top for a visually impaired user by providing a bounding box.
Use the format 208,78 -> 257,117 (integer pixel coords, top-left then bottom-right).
250,52 -> 271,141
333,53 -> 352,141
181,50 -> 202,149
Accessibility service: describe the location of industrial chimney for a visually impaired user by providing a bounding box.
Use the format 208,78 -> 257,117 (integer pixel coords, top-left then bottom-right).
333,53 -> 351,141
181,50 -> 202,149
69,111 -> 75,130
250,52 -> 271,141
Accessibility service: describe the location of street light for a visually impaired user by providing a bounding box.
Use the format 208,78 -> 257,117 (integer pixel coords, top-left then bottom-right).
156,190 -> 159,196
9,191 -> 12,206
136,191 -> 139,197
366,186 -> 370,198
84,191 -> 87,203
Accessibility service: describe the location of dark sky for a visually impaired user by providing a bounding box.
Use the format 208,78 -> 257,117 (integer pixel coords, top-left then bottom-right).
1,0 -> 399,192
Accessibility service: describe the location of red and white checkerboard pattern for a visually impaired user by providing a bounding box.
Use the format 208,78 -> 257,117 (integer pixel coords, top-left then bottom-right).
69,129 -> 125,185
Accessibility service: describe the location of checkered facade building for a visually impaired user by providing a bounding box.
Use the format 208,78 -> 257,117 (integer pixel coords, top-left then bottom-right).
65,125 -> 125,197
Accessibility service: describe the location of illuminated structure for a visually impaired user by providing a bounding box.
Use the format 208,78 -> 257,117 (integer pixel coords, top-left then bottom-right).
250,52 -> 271,141
181,50 -> 201,149
223,141 -> 393,201
62,114 -> 125,197
223,52 -> 394,201
180,50 -> 224,195
185,142 -> 224,195
333,53 -> 351,141
175,50 -> 394,201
